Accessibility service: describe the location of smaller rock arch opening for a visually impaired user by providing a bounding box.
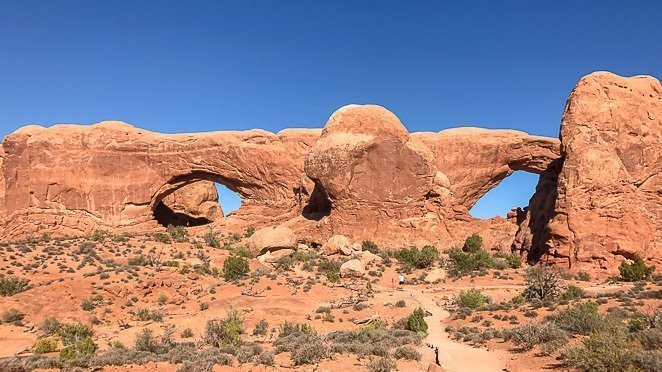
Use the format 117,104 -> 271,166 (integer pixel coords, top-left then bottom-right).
152,174 -> 246,228
469,171 -> 539,219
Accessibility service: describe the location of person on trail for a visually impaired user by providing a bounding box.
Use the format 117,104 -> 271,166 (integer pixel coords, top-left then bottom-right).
398,273 -> 405,285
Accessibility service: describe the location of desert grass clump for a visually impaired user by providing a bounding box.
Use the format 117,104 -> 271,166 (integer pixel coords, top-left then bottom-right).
1,308 -> 25,325
393,345 -> 421,360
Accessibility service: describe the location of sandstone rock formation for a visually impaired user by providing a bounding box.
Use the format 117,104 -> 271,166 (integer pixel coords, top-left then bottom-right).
1,71 -> 658,271
546,72 -> 660,268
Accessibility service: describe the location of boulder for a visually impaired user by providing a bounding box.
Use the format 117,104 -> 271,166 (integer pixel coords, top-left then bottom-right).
246,226 -> 296,256
257,248 -> 295,264
352,250 -> 382,265
340,259 -> 365,278
424,268 -> 446,283
322,235 -> 351,256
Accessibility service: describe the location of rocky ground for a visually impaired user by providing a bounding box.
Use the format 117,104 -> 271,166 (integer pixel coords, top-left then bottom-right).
0,228 -> 659,371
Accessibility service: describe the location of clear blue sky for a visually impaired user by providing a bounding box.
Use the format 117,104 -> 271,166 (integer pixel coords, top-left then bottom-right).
1,1 -> 660,217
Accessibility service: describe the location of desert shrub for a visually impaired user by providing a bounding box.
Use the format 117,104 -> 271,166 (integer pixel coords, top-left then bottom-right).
134,328 -> 160,353
32,338 -> 59,353
506,252 -> 522,269
59,336 -> 97,360
253,319 -> 268,336
128,254 -> 147,266
180,328 -> 194,338
1,308 -> 25,325
395,300 -> 406,308
167,225 -> 189,243
636,350 -> 662,372
446,247 -> 492,276
91,229 -> 106,242
406,308 -> 428,333
393,345 -> 421,360
136,308 -> 164,322
362,240 -> 379,254
153,232 -> 171,244
463,233 -> 483,253
204,308 -> 243,348
509,322 -> 569,353
0,274 -> 32,296
176,348 -> 234,371
222,256 -> 249,280
203,229 -> 220,248
255,350 -> 275,366
236,344 -> 263,364
367,355 -> 396,372
40,317 -> 62,336
274,325 -> 328,365
523,266 -> 563,302
81,299 -> 95,311
562,324 -> 642,372
551,301 -> 603,335
619,257 -> 655,282
394,245 -> 439,269
244,226 -> 255,238
456,289 -> 491,309
561,284 -> 586,301
575,271 -> 591,281
637,328 -> 662,351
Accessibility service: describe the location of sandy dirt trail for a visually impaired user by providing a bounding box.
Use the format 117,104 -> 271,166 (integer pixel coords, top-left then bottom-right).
398,287 -> 508,372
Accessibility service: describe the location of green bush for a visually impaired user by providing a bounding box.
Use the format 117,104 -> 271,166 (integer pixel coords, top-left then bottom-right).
506,252 -> 522,269
463,233 -> 483,253
523,266 -> 563,302
253,319 -> 268,336
153,232 -> 171,244
167,225 -> 189,243
552,302 -> 604,335
203,229 -> 221,248
58,323 -> 93,346
394,246 -> 439,269
561,285 -> 586,301
61,338 -> 97,360
446,248 -> 492,276
0,274 -> 32,296
204,308 -> 243,348
244,226 -> 255,238
223,256 -> 249,280
32,338 -> 58,353
456,289 -> 491,309
619,257 -> 655,282
362,240 -> 379,254
406,308 -> 428,333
